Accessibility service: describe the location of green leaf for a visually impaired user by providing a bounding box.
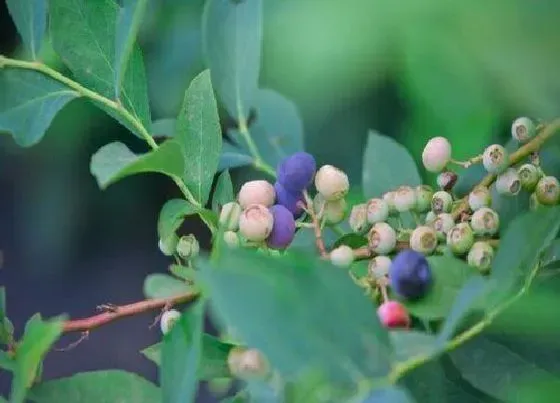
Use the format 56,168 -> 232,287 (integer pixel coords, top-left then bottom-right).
218,142 -> 254,171
0,287 -> 12,346
143,273 -> 191,299
390,331 -> 436,363
157,199 -> 198,241
50,0 -> 151,136
10,314 -> 64,403
176,70 -> 222,204
0,350 -> 15,372
161,302 -> 205,403
29,370 -> 159,403
152,118 -> 176,138
169,264 -> 196,282
542,238 -> 560,269
396,256 -> 478,320
490,185 -> 530,232
212,170 -> 234,212
288,228 -> 339,254
0,69 -> 79,147
89,141 -> 185,189
199,248 -> 392,386
362,130 -> 421,198
202,0 -> 262,121
332,234 -> 368,250
115,0 -> 149,99
141,334 -> 235,380
6,0 -> 47,59
362,386 -> 415,402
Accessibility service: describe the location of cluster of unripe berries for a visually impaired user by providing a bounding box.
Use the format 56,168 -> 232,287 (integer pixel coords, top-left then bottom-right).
159,233 -> 200,260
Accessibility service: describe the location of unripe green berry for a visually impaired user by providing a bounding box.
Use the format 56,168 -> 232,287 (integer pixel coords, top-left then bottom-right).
517,164 -> 541,192
496,168 -> 521,196
314,164 -> 349,201
160,309 -> 181,335
238,180 -> 275,209
468,186 -> 491,211
383,191 -> 397,215
535,176 -> 560,205
368,255 -> 391,281
366,198 -> 389,224
511,117 -> 536,144
176,234 -> 200,259
349,203 -> 369,233
394,186 -> 417,212
223,231 -> 240,248
330,245 -> 354,268
431,191 -> 453,214
415,185 -> 434,213
368,222 -> 397,254
425,211 -> 437,225
446,222 -> 474,255
324,199 -> 347,224
238,204 -> 274,242
437,171 -> 458,191
470,207 -> 500,236
467,241 -> 494,275
410,226 -> 438,255
432,213 -> 454,240
422,136 -> 452,173
158,234 -> 179,256
227,347 -> 269,380
482,144 -> 509,174
219,202 -> 242,231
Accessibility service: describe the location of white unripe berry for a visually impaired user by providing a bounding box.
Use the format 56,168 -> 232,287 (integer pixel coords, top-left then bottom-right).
447,223 -> 475,255
410,226 -> 438,255
431,191 -> 453,214
470,207 -> 500,236
468,186 -> 491,211
415,185 -> 434,213
366,198 -> 389,224
368,255 -> 391,280
238,180 -> 275,209
176,234 -> 200,259
238,204 -> 273,242
482,144 -> 509,174
422,136 -> 452,173
160,309 -> 181,335
223,231 -> 240,248
330,245 -> 354,268
314,165 -> 349,201
496,168 -> 521,196
158,234 -> 179,256
227,347 -> 269,379
432,213 -> 455,240
511,117 -> 536,144
368,222 -> 397,254
535,176 -> 560,205
323,199 -> 347,224
518,164 -> 541,192
383,191 -> 397,215
219,202 -> 242,231
467,241 -> 494,275
425,211 -> 437,225
349,203 -> 369,233
394,186 -> 417,212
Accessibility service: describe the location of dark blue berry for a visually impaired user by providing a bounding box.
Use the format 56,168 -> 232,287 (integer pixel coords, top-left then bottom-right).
274,182 -> 304,218
389,249 -> 432,300
277,152 -> 316,192
266,205 -> 296,249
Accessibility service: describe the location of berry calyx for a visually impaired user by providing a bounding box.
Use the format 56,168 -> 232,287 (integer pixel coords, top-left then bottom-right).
377,301 -> 410,329
238,180 -> 276,209
314,164 -> 349,201
176,234 -> 200,259
518,163 -> 541,192
535,176 -> 560,205
238,204 -> 274,242
496,168 -> 521,196
447,222 -> 475,255
389,249 -> 432,300
467,241 -> 494,275
482,144 -> 509,174
330,245 -> 354,268
394,186 -> 417,212
266,205 -> 296,249
274,182 -> 305,218
409,226 -> 438,255
366,198 -> 390,224
160,309 -> 181,335
422,136 -> 452,173
431,191 -> 453,214
470,207 -> 500,236
415,185 -> 434,213
368,222 -> 397,254
276,151 -> 317,192
511,117 -> 536,144
468,186 -> 491,211
349,203 -> 369,233
219,201 -> 242,231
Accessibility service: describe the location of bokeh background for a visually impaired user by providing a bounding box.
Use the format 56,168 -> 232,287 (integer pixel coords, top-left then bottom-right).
1,0 -> 560,401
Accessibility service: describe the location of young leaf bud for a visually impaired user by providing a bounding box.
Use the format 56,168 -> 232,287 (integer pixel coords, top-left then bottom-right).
470,207 -> 500,236
314,164 -> 349,201
482,144 -> 509,174
389,249 -> 432,300
422,136 -> 452,173
330,245 -> 354,268
223,231 -> 240,248
467,241 -> 494,275
394,186 -> 417,213
160,309 -> 181,335
383,191 -> 397,215
437,171 -> 458,191
432,213 -> 455,240
415,185 -> 434,213
238,180 -> 276,209
349,203 -> 369,233
274,182 -> 305,218
366,198 -> 389,224
276,151 -> 317,192
239,204 -> 274,242
219,201 -> 242,231
227,347 -> 270,380
368,255 -> 391,281
410,226 -> 438,255
368,222 -> 397,254
446,223 -> 475,255
158,234 -> 179,257
266,205 -> 296,250
377,301 -> 410,329
468,186 -> 491,211
431,191 -> 453,214
176,234 -> 200,259
511,117 -> 536,144
517,164 -> 541,192
425,211 -> 437,225
536,176 -> 560,205
496,168 -> 521,196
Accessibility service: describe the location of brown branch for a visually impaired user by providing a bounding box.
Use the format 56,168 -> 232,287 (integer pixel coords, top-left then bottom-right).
62,292 -> 199,333
303,191 -> 328,258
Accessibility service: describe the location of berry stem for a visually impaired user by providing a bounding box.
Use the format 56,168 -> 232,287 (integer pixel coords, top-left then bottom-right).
303,190 -> 328,258
449,155 -> 482,169
237,117 -> 277,179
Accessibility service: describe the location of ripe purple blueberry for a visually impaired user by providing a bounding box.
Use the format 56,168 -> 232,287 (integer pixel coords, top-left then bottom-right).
276,152 -> 317,193
274,182 -> 304,218
266,205 -> 296,249
377,301 -> 410,329
389,249 -> 432,300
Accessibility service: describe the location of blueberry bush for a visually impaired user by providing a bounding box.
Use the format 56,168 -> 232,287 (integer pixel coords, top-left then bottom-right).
2,0 -> 560,402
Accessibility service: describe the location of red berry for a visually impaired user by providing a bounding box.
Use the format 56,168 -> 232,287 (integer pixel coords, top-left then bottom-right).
377,301 -> 410,329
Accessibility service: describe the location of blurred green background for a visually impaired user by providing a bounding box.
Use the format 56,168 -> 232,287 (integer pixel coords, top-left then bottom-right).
1,0 -> 560,401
